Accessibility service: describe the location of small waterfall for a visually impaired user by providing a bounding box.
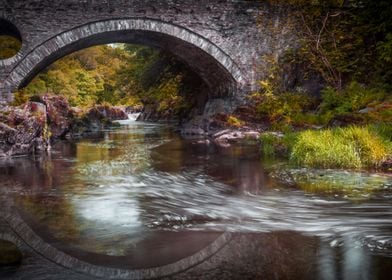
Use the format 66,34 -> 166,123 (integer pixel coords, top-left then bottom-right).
128,112 -> 141,121
113,112 -> 141,125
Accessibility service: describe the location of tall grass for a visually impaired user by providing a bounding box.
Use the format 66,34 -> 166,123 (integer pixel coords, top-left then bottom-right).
290,126 -> 391,169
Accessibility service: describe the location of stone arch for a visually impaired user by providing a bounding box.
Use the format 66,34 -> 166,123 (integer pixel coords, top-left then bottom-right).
3,18 -> 247,97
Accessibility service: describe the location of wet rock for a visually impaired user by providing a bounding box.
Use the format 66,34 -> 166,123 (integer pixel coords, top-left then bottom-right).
213,130 -> 242,148
212,129 -> 260,148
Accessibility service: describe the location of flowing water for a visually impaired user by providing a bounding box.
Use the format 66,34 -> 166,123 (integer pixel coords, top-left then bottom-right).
0,120 -> 391,279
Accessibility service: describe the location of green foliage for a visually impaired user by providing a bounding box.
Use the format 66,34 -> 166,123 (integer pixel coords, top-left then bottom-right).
0,35 -> 21,59
268,0 -> 392,89
320,82 -> 387,113
317,82 -> 391,124
290,126 -> 391,168
260,133 -> 278,158
255,91 -> 315,125
16,44 -> 196,116
17,45 -> 128,107
260,132 -> 298,158
369,123 -> 392,142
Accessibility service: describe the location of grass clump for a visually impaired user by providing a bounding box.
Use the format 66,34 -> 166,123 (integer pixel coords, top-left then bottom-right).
290,126 -> 391,169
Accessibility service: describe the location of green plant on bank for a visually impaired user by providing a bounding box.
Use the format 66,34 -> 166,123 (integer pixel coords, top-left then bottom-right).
319,82 -> 389,116
370,123 -> 392,141
260,125 -> 391,169
227,115 -> 244,127
249,1 -> 392,129
290,126 -> 391,169
260,132 -> 298,158
250,54 -> 317,127
268,0 -> 392,90
252,79 -> 391,127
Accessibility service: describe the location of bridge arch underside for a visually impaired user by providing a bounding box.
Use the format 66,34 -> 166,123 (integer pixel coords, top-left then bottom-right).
4,19 -> 245,98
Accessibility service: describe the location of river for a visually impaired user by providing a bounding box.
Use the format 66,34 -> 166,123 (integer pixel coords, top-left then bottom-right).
0,119 -> 391,279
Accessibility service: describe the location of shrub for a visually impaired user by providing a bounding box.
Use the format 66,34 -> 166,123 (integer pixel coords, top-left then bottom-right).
290,126 -> 391,169
256,92 -> 315,124
227,115 -> 243,127
260,133 -> 277,158
320,82 -> 387,115
370,123 -> 392,141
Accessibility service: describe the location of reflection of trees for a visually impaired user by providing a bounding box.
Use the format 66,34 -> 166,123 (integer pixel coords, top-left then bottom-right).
0,145 -> 82,243
16,194 -> 81,242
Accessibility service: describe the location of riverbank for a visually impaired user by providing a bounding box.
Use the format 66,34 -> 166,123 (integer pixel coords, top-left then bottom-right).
1,94 -> 391,172
179,104 -> 391,172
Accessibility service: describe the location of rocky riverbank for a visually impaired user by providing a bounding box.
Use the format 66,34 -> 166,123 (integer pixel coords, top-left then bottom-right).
0,94 -> 130,157
180,104 -> 266,148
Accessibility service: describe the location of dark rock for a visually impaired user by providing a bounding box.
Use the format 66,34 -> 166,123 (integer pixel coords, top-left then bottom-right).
381,158 -> 392,172
327,114 -> 365,127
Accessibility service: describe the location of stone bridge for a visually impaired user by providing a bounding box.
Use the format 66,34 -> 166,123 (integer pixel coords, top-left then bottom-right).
0,0 -> 296,104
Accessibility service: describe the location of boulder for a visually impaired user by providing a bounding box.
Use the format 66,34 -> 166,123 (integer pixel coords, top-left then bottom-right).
212,129 -> 260,148
40,94 -> 72,139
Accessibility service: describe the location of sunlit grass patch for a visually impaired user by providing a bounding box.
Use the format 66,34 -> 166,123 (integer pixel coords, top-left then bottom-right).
290,126 -> 391,169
